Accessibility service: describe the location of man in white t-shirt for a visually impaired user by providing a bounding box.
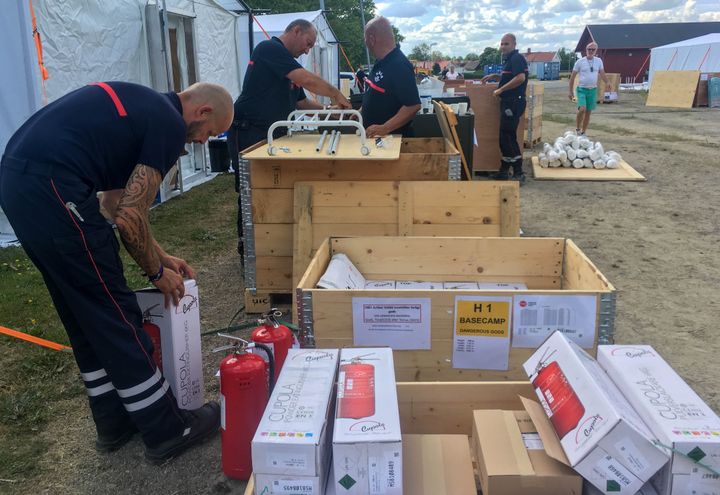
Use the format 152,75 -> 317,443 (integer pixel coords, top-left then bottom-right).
568,42 -> 609,135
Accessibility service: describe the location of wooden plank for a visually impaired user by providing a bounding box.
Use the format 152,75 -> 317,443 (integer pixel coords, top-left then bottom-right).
242,133 -> 402,160
408,224 -> 503,236
646,70 -> 701,108
331,237 -> 563,279
531,156 -> 646,182
255,224 -> 292,256
397,182 -> 413,236
252,189 -> 292,223
311,224 -> 399,246
313,206 -> 397,224
297,238 -> 331,289
440,102 -> 472,180
411,206 -> 501,225
400,137 -> 448,153
562,239 -> 615,291
292,184 -> 314,295
499,185 -> 520,237
255,256 -> 293,289
305,181 -> 398,206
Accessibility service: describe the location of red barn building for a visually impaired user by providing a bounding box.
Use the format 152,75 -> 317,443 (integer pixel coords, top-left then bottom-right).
575,22 -> 720,83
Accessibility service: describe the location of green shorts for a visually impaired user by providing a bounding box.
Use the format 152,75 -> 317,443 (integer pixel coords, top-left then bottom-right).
576,87 -> 597,111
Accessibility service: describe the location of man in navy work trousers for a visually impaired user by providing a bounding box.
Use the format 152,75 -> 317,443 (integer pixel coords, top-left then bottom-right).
361,16 -> 421,138
228,19 -> 351,256
0,81 -> 233,462
481,33 -> 529,183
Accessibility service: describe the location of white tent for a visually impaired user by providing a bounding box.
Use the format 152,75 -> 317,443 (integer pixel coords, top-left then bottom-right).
252,10 -> 340,95
1,0 -> 252,239
649,33 -> 720,84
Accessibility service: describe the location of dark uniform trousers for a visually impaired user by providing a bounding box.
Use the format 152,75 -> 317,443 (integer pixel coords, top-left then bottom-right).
227,121 -> 271,255
499,95 -> 527,177
0,158 -> 185,447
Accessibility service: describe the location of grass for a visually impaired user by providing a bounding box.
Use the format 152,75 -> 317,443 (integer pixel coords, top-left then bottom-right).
0,173 -> 237,482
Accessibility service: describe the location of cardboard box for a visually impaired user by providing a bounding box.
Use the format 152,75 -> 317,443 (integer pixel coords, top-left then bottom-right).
473,408 -> 582,494
332,348 -> 402,495
403,434 -> 476,495
598,345 -> 720,494
522,332 -> 669,493
135,279 -> 204,410
585,480 -> 660,495
252,349 -> 339,482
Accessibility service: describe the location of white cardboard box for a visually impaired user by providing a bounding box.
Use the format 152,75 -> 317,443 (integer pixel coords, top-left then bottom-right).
523,332 -> 669,494
598,345 -> 720,495
332,348 -> 402,495
135,279 -> 204,410
252,349 -> 339,484
254,472 -> 329,495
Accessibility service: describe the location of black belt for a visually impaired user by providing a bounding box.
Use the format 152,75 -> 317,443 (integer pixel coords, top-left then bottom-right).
501,94 -> 526,101
1,155 -> 57,177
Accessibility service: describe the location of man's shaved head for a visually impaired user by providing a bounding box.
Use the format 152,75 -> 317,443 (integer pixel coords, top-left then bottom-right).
500,33 -> 517,55
178,82 -> 234,144
364,16 -> 396,59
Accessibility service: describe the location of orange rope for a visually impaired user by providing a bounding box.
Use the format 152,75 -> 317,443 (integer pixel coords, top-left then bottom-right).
29,0 -> 49,105
339,44 -> 355,74
0,325 -> 72,352
252,14 -> 271,40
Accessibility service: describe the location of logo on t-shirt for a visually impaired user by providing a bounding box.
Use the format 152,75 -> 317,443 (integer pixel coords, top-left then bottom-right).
374,71 -> 384,82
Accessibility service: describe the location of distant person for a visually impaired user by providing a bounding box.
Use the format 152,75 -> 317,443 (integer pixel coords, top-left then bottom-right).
480,33 -> 529,183
228,19 -> 350,257
361,16 -> 421,137
568,42 -> 609,136
355,68 -> 367,93
445,65 -> 462,80
441,67 -> 449,79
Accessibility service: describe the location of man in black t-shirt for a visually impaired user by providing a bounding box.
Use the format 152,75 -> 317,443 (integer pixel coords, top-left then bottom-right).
361,17 -> 421,137
0,82 -> 233,462
229,19 -> 351,256
481,33 -> 529,183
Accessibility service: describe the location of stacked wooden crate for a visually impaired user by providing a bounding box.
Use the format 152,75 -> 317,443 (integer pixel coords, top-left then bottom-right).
524,82 -> 543,148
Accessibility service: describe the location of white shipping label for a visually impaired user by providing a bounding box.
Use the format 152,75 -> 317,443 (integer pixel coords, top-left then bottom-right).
369,456 -> 386,494
268,453 -> 309,471
452,296 -> 512,370
592,455 -> 636,493
352,297 -> 431,350
512,295 -> 598,349
690,464 -> 720,493
522,433 -> 545,450
272,479 -> 315,494
614,437 -> 649,473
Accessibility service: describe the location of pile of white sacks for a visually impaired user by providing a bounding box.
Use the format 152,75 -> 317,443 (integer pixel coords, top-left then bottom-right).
538,131 -> 623,169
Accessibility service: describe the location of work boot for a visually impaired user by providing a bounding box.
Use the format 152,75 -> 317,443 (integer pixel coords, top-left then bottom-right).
96,421 -> 139,453
490,164 -> 511,180
511,173 -> 527,186
144,401 -> 220,464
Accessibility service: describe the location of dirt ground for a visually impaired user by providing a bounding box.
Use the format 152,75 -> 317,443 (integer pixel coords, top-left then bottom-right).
11,81 -> 720,495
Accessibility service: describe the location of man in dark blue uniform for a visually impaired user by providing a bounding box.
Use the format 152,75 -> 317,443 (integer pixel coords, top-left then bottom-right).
0,82 -> 233,462
228,19 -> 351,255
361,16 -> 421,137
481,33 -> 528,183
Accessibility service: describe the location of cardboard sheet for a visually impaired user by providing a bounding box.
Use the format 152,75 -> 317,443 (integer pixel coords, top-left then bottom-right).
532,156 -> 646,182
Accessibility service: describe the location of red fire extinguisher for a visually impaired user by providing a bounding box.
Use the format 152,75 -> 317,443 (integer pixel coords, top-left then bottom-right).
531,348 -> 585,439
251,308 -> 296,382
142,304 -> 163,371
338,355 -> 376,419
215,334 -> 275,480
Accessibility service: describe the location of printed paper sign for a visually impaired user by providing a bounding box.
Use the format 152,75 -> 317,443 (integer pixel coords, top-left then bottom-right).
352,297 -> 431,350
522,433 -> 545,450
452,296 -> 511,370
512,295 -> 598,349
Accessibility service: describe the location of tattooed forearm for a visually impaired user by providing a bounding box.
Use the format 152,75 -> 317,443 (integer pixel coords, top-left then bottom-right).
115,164 -> 163,276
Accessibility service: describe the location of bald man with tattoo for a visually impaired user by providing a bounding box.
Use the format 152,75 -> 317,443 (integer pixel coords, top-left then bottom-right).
0,81 -> 233,462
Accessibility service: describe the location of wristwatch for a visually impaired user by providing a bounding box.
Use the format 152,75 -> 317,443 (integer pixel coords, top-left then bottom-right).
148,264 -> 164,283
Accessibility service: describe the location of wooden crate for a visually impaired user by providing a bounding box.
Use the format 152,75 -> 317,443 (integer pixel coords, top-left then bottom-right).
296,236 -> 616,381
523,82 -> 543,148
694,72 -> 720,107
244,381 -> 536,495
240,138 -> 461,297
292,180 -> 520,289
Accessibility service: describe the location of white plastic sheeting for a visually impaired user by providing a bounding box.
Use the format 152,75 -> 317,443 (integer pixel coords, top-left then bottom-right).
252,10 -> 339,89
649,33 -> 720,84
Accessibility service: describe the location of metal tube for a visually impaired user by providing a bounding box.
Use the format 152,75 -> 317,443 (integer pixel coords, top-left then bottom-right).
326,131 -> 337,155
330,132 -> 341,155
316,130 -> 329,152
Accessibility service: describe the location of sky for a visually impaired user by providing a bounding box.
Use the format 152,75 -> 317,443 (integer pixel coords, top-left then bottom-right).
377,0 -> 720,57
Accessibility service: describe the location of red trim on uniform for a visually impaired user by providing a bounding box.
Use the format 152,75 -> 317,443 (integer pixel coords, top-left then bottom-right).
49,179 -> 183,423
365,78 -> 386,94
248,60 -> 254,65
89,82 -> 128,117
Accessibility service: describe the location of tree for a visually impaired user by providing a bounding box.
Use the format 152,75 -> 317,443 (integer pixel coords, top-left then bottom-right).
432,62 -> 441,75
247,0 -> 378,71
478,46 -> 501,67
430,50 -> 445,62
410,42 -> 432,61
557,47 -> 578,71
464,52 -> 480,61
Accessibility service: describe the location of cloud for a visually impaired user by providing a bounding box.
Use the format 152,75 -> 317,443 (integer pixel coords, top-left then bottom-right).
381,2 -> 429,17
626,0 -> 685,11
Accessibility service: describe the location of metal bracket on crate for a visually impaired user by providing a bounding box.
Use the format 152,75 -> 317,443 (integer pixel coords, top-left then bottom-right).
597,292 -> 617,345
297,289 -> 315,348
448,155 -> 462,181
266,109 -> 370,157
239,157 -> 256,289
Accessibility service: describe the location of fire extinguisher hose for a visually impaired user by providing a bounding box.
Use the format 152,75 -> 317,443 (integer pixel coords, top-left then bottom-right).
252,341 -> 275,397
